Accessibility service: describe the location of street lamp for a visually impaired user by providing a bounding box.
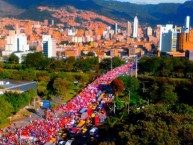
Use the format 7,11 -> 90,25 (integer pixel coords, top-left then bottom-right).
128,90 -> 130,115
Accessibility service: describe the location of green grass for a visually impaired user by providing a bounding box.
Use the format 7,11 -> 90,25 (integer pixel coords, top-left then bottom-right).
61,84 -> 84,103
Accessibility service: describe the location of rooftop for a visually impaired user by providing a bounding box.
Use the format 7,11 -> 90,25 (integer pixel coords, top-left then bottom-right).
0,79 -> 36,91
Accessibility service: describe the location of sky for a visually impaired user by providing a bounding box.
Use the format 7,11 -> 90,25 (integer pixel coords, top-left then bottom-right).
118,0 -> 189,4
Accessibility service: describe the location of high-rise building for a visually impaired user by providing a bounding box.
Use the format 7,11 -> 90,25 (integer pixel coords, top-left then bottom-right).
133,16 -> 139,38
185,16 -> 190,33
42,35 -> 56,58
3,31 -> 29,56
178,29 -> 193,51
114,23 -> 118,35
147,27 -> 153,36
159,24 -> 181,52
126,21 -> 132,36
155,25 -> 161,38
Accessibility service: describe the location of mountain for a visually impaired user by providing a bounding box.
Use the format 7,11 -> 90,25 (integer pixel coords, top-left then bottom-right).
0,0 -> 24,17
1,0 -> 193,26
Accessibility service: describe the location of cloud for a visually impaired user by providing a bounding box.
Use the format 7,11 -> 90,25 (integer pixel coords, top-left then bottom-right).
117,0 -> 189,4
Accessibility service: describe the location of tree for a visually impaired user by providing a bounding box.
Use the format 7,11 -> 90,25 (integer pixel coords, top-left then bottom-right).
24,52 -> 49,69
75,57 -> 99,72
149,82 -> 160,103
73,74 -> 89,84
111,79 -> 125,96
53,78 -> 71,96
87,51 -> 95,56
9,53 -> 19,64
64,56 -> 76,71
99,58 -> 111,71
100,57 -> 124,71
36,71 -> 50,82
112,57 -> 124,68
118,76 -> 140,92
138,57 -> 157,75
49,60 -> 65,71
117,104 -> 193,145
0,97 -> 13,124
2,91 -> 34,114
160,84 -> 178,104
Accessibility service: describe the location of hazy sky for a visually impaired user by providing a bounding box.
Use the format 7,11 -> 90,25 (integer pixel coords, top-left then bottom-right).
118,0 -> 189,4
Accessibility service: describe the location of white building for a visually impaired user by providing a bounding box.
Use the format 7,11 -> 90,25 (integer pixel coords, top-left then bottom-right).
133,16 -> 139,38
3,32 -> 29,56
72,36 -> 83,43
185,16 -> 190,33
67,27 -> 76,36
42,35 -> 56,58
159,24 -> 181,52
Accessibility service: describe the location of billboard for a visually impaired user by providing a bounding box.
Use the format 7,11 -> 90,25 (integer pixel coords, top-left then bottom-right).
41,100 -> 51,108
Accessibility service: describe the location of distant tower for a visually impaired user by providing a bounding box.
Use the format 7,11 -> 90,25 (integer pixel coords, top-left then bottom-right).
185,16 -> 190,33
133,16 -> 139,38
115,23 -> 118,35
127,21 -> 132,36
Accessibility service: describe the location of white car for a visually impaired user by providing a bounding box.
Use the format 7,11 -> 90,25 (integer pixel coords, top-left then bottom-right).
89,127 -> 98,136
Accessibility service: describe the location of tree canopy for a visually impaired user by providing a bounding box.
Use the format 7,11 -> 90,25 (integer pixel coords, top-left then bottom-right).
9,53 -> 19,64
24,52 -> 49,69
138,56 -> 193,78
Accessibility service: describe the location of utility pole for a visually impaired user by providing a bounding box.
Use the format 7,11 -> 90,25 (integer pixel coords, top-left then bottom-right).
128,90 -> 130,115
113,100 -> 116,114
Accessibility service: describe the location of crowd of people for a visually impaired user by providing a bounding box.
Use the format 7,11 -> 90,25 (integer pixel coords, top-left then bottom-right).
0,63 -> 133,145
